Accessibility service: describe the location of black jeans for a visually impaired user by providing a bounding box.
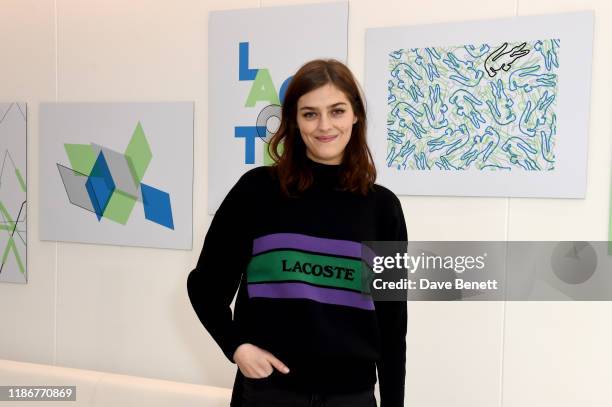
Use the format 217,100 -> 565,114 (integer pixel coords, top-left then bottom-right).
238,378 -> 377,407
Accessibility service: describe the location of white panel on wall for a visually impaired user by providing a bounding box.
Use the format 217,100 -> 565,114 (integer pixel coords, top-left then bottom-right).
39,102 -> 194,250
366,12 -> 594,198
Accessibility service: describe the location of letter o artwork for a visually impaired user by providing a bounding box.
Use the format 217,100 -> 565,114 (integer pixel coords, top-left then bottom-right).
257,104 -> 281,165
257,105 -> 282,140
311,264 -> 323,276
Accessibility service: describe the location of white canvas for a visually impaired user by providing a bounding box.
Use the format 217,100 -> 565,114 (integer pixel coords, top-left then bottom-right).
208,1 -> 348,214
40,102 -> 193,250
365,12 -> 594,198
0,103 -> 27,284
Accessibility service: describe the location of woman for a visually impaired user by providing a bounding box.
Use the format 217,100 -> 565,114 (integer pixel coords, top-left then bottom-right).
187,59 -> 407,407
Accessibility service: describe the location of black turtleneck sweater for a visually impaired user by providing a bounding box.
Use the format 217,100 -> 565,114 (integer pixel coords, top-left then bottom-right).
187,158 -> 407,407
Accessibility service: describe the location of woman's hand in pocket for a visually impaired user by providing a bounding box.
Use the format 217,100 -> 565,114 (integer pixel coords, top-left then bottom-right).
232,343 -> 290,379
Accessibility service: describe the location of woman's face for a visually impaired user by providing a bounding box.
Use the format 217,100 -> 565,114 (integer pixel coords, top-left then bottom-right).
296,83 -> 357,165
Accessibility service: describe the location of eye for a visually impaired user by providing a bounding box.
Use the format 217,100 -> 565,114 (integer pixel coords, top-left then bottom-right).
332,109 -> 345,116
302,111 -> 317,119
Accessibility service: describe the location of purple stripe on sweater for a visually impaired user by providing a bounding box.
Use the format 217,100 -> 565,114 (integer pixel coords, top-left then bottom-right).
247,282 -> 374,310
252,233 -> 362,258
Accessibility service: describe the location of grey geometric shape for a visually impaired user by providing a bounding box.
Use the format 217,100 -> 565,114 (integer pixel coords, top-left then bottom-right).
256,104 -> 282,142
57,163 -> 95,213
91,144 -> 142,201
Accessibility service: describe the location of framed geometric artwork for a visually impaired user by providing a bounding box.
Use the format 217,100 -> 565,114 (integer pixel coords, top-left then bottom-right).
0,103 -> 27,284
39,102 -> 193,249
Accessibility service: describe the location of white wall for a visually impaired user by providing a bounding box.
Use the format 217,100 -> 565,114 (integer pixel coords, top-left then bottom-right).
0,1 -> 611,406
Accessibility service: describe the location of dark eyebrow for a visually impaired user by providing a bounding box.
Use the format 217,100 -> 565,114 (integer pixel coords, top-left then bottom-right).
298,102 -> 348,111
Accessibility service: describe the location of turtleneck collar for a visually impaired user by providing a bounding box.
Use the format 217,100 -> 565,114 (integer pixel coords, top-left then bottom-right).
306,156 -> 340,171
305,156 -> 342,188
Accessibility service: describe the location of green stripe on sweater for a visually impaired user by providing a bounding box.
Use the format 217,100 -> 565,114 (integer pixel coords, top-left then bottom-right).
247,250 -> 368,293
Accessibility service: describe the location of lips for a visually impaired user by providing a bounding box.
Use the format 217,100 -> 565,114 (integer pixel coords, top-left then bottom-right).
315,135 -> 338,143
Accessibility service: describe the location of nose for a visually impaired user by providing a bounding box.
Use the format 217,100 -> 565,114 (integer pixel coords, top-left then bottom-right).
317,113 -> 332,132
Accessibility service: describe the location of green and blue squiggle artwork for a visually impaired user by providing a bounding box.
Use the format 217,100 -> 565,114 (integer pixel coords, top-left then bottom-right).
386,39 -> 560,171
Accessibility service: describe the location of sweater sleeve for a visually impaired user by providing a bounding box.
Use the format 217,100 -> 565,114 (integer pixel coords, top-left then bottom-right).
375,193 -> 408,407
186,171 -> 255,363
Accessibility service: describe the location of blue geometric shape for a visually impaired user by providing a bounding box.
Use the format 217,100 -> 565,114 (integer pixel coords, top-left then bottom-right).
239,42 -> 258,81
85,152 -> 115,221
279,75 -> 293,104
141,183 -> 174,230
235,126 -> 267,164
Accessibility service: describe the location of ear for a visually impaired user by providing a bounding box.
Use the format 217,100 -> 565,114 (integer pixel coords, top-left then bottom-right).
353,117 -> 358,125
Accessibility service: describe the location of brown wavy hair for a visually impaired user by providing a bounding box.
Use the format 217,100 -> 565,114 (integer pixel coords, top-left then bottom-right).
268,59 -> 376,197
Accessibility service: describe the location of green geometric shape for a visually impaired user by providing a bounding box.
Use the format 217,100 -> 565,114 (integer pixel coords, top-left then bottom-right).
245,69 -> 280,107
15,168 -> 26,192
124,121 -> 152,183
102,189 -> 137,225
1,237 -> 24,275
263,140 -> 283,166
64,144 -> 97,175
0,201 -> 24,275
